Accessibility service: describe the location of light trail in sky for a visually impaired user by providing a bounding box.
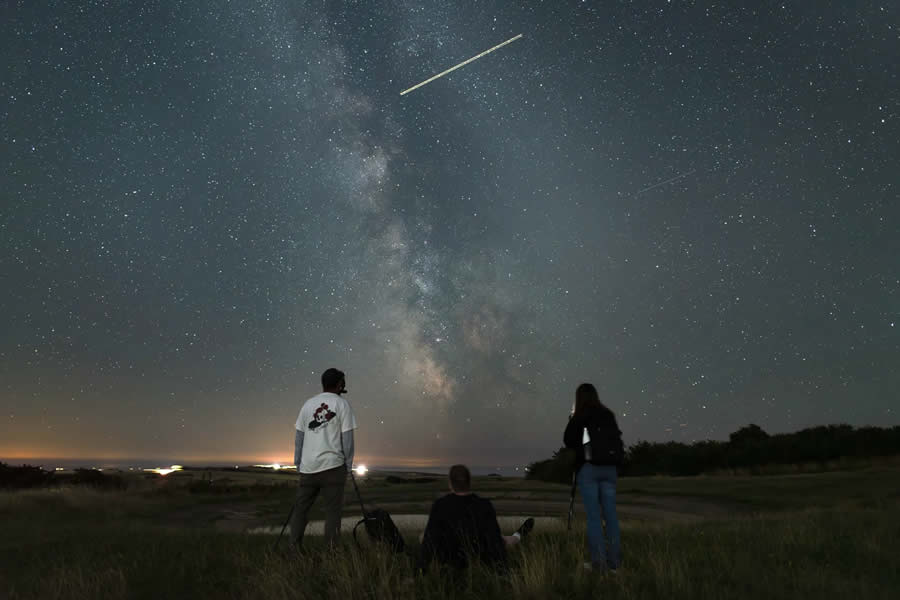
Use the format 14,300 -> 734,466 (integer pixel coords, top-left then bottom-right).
400,33 -> 523,96
634,170 -> 697,195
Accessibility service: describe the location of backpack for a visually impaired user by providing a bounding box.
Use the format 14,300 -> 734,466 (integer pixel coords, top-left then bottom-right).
587,417 -> 625,466
353,509 -> 405,553
349,472 -> 406,553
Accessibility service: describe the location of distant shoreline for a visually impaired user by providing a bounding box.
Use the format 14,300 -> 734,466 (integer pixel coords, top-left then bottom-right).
1,458 -> 528,477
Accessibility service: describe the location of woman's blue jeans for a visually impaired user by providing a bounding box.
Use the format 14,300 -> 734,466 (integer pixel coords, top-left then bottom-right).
576,463 -> 622,569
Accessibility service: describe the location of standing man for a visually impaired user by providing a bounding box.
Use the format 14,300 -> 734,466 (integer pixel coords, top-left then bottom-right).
290,367 -> 357,548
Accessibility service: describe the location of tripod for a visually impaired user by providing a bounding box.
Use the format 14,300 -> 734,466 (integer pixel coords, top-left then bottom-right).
566,469 -> 577,531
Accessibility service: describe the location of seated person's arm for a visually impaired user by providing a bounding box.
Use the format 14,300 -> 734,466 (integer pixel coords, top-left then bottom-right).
480,500 -> 509,568
418,500 -> 443,568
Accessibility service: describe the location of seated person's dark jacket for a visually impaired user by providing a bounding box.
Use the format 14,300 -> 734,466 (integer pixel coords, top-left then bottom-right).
419,493 -> 508,570
564,405 -> 623,469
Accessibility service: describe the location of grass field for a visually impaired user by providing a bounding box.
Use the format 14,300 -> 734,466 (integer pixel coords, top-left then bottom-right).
1,466 -> 898,599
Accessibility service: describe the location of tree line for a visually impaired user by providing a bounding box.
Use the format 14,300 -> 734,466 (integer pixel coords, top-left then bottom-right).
0,463 -> 128,490
525,423 -> 900,483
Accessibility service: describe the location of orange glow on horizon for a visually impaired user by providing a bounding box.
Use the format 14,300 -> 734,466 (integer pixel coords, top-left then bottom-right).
2,449 -> 455,469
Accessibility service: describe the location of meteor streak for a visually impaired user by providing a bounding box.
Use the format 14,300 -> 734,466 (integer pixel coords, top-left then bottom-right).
400,33 -> 523,96
634,170 -> 696,195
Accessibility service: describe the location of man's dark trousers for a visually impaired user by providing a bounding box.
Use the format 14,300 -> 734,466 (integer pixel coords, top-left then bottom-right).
289,464 -> 347,547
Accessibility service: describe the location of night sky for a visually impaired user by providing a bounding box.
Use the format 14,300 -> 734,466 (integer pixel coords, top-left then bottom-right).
2,1 -> 898,468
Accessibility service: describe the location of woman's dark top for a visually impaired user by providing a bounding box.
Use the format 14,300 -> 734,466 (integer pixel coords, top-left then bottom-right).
564,406 -> 624,469
419,493 -> 508,570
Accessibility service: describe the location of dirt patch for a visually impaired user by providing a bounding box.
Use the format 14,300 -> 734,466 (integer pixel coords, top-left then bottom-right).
160,493 -> 740,533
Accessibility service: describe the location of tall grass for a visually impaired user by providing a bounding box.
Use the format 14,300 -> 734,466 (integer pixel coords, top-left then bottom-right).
2,505 -> 898,599
705,454 -> 900,477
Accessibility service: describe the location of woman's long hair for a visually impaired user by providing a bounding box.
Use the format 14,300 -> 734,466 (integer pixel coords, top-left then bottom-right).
574,383 -> 613,420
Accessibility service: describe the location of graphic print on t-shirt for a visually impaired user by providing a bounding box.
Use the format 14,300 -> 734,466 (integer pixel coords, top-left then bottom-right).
308,402 -> 337,430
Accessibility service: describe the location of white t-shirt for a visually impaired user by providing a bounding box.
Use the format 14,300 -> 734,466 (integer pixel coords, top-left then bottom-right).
295,392 -> 357,474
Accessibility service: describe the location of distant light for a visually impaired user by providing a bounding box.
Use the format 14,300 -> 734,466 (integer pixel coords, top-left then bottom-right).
144,465 -> 183,476
55,467 -> 64,471
355,465 -> 368,476
253,463 -> 287,470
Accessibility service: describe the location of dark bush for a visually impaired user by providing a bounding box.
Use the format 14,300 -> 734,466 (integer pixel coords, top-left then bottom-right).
385,475 -> 437,484
524,448 -> 576,484
0,463 -> 54,489
729,424 -> 770,445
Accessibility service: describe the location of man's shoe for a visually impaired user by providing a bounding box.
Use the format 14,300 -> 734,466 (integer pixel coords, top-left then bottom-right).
514,517 -> 535,539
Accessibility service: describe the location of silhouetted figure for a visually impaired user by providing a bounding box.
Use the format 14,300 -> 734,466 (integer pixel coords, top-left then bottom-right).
564,383 -> 624,572
419,464 -> 534,571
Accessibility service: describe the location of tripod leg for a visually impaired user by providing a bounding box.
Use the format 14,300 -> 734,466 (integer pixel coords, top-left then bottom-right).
567,470 -> 577,532
349,469 -> 367,515
274,496 -> 300,551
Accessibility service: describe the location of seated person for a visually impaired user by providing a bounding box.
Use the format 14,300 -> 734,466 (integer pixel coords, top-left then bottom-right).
419,464 -> 534,570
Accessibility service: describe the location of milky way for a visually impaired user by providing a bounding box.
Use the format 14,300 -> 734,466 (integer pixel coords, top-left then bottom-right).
2,1 -> 898,467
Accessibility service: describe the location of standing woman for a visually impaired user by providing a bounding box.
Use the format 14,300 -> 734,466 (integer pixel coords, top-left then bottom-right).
564,383 -> 624,572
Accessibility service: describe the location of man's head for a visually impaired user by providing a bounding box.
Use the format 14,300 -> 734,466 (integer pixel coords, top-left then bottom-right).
448,464 -> 471,495
321,368 -> 346,394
